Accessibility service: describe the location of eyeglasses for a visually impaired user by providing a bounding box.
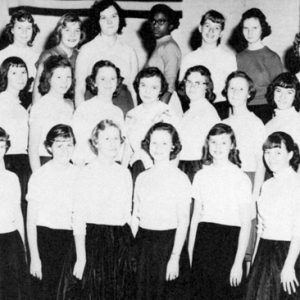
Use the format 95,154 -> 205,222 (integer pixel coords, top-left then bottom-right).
185,80 -> 208,88
151,19 -> 167,26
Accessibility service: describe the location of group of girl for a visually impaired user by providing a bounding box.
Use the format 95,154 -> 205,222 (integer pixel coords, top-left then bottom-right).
0,1 -> 300,300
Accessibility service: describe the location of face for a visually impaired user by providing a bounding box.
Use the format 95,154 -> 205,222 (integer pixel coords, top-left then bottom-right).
264,143 -> 292,173
95,126 -> 121,159
274,86 -> 296,110
139,76 -> 161,104
11,20 -> 33,46
50,137 -> 74,165
49,67 -> 72,96
200,19 -> 222,45
0,141 -> 7,158
60,21 -> 81,49
208,133 -> 232,162
227,77 -> 249,108
7,65 -> 28,92
185,72 -> 207,102
242,17 -> 262,45
95,66 -> 118,97
149,130 -> 173,163
151,12 -> 171,39
99,5 -> 119,36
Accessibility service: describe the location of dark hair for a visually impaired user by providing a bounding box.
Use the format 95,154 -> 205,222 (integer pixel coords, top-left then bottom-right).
263,131 -> 300,171
44,124 -> 76,154
0,56 -> 28,93
38,55 -> 74,98
266,72 -> 300,111
237,8 -> 271,51
286,33 -> 300,74
51,13 -> 85,47
89,119 -> 123,154
201,123 -> 241,167
133,67 -> 168,102
4,10 -> 40,47
90,0 -> 126,35
0,127 -> 11,152
86,60 -> 123,97
200,10 -> 225,45
222,71 -> 256,105
178,65 -> 216,103
149,4 -> 180,31
141,122 -> 182,160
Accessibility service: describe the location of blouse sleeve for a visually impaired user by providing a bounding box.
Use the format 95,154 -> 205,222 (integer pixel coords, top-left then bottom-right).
292,185 -> 300,238
267,52 -> 283,81
176,173 -> 192,210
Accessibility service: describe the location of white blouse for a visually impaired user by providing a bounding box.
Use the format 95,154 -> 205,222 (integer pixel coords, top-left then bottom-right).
134,164 -> 191,230
258,167 -> 300,241
73,160 -> 132,236
26,161 -> 79,230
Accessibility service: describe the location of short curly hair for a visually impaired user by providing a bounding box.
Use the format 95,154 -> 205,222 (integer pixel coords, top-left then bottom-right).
178,65 -> 216,103
4,10 -> 40,47
237,8 -> 271,51
86,60 -> 123,97
89,0 -> 126,35
0,56 -> 28,93
148,4 -> 180,31
266,72 -> 300,111
222,71 -> 256,104
38,55 -> 74,99
0,127 -> 11,153
133,67 -> 168,103
141,122 -> 182,161
201,123 -> 241,167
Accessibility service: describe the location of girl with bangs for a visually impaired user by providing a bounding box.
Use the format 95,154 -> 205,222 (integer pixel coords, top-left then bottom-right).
178,65 -> 220,182
189,123 -> 252,299
33,13 -> 84,104
245,132 -> 300,300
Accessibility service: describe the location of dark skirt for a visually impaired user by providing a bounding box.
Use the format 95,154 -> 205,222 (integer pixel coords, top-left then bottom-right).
191,222 -> 244,300
135,227 -> 190,300
245,239 -> 300,300
0,230 -> 30,299
58,223 -> 135,300
178,160 -> 202,183
33,226 -> 74,300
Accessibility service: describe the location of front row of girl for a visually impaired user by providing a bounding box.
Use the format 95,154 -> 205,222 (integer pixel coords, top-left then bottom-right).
2,119 -> 300,299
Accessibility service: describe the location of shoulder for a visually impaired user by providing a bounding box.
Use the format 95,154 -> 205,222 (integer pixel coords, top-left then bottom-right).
182,49 -> 199,63
263,46 -> 281,58
2,169 -> 19,183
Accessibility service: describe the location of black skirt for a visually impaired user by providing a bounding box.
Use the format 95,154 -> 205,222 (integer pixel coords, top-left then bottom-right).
0,230 -> 30,299
135,227 -> 190,300
58,223 -> 135,300
245,238 -> 300,300
191,222 -> 245,300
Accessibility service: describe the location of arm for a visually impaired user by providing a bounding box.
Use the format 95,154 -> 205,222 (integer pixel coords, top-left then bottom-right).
253,158 -> 265,203
73,234 -> 86,280
128,49 -> 139,106
131,180 -> 140,237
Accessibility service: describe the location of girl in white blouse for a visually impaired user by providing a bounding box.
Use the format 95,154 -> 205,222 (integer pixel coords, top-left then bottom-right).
27,124 -> 78,299
132,122 -> 191,299
0,127 -> 30,299
189,123 -> 252,299
0,56 -> 30,215
29,55 -> 74,171
245,132 -> 300,299
58,119 -> 134,299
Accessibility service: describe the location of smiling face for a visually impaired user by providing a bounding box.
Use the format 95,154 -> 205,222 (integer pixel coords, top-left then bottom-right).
185,72 -> 207,102
49,66 -> 72,96
149,129 -> 173,163
99,5 -> 119,36
199,19 -> 222,45
274,86 -> 296,110
208,133 -> 232,162
139,76 -> 161,104
242,17 -> 262,45
60,21 -> 81,50
11,20 -> 33,47
50,137 -> 75,165
227,77 -> 249,108
7,65 -> 28,92
151,12 -> 171,39
95,66 -> 118,97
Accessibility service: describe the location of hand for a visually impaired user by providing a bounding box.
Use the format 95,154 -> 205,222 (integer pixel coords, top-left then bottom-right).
166,255 -> 179,281
188,245 -> 193,266
230,262 -> 243,287
281,264 -> 299,294
73,258 -> 86,280
30,256 -> 42,279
